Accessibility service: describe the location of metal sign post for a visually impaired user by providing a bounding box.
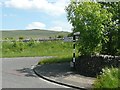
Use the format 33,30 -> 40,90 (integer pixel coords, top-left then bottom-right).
70,32 -> 80,69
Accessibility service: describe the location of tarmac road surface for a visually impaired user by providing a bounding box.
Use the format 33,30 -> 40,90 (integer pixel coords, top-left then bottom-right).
2,57 -> 70,88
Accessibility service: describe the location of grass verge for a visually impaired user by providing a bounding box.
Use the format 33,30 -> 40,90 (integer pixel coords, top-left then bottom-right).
38,56 -> 72,65
93,67 -> 119,88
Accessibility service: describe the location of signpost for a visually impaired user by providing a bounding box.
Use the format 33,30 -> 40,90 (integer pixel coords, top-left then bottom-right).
70,32 -> 80,69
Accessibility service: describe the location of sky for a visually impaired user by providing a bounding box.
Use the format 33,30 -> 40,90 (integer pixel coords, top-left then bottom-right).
0,0 -> 73,32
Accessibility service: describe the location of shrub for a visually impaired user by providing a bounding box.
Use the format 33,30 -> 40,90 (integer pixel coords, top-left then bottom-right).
57,35 -> 64,38
93,67 -> 119,88
11,41 -> 26,52
19,36 -> 24,40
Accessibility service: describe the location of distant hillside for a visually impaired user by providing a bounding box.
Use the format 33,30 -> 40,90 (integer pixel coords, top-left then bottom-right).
2,29 -> 70,40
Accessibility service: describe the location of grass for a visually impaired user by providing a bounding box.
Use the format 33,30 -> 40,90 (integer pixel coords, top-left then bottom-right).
1,29 -> 73,64
2,40 -> 79,64
38,57 -> 72,65
2,36 -> 119,89
2,40 -> 78,58
93,67 -> 119,88
1,29 -> 69,40
0,31 -> 1,57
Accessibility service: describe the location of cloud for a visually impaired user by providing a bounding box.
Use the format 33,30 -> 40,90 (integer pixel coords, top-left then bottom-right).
49,26 -> 63,31
5,0 -> 32,9
3,14 -> 16,17
4,0 -> 68,16
26,22 -> 46,29
26,21 -> 72,32
50,20 -> 73,32
0,2 -> 3,7
0,28 -> 17,31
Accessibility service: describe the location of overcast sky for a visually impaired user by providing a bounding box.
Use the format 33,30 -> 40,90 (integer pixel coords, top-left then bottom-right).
0,0 -> 73,32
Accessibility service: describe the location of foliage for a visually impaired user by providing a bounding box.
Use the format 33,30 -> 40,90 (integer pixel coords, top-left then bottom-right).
66,1 -> 120,56
57,35 -> 64,38
66,1 -> 112,56
19,36 -> 24,40
99,2 -> 120,55
0,42 -> 2,57
93,67 -> 119,88
67,32 -> 73,37
2,40 -> 75,58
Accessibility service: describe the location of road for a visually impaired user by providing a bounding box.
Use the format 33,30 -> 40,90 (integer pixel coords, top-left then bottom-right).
2,57 -> 69,88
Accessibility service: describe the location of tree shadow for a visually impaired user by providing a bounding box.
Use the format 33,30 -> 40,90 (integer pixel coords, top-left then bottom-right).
16,67 -> 37,77
34,62 -> 80,78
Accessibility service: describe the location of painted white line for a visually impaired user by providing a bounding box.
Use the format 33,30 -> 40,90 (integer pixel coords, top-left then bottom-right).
38,77 -> 70,88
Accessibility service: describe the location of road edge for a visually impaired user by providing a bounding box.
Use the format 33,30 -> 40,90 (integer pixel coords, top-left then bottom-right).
33,65 -> 87,90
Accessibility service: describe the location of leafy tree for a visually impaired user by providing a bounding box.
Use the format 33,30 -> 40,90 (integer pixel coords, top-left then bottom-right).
99,2 -> 120,55
66,0 -> 112,56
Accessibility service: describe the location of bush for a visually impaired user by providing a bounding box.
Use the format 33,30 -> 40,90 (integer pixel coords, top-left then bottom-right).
93,67 -> 119,88
19,36 -> 24,40
12,41 -> 26,52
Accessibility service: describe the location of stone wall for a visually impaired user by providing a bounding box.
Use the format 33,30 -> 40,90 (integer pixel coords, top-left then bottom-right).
75,55 -> 120,77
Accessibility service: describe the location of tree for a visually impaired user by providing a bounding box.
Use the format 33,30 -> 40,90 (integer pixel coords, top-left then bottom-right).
66,0 -> 112,56
99,2 -> 120,55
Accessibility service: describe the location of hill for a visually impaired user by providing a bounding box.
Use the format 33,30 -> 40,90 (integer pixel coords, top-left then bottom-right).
1,29 -> 70,40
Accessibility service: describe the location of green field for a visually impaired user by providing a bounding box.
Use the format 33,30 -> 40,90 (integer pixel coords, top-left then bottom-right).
1,29 -> 70,40
1,40 -> 79,64
1,41 -> 78,58
1,29 -> 76,63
